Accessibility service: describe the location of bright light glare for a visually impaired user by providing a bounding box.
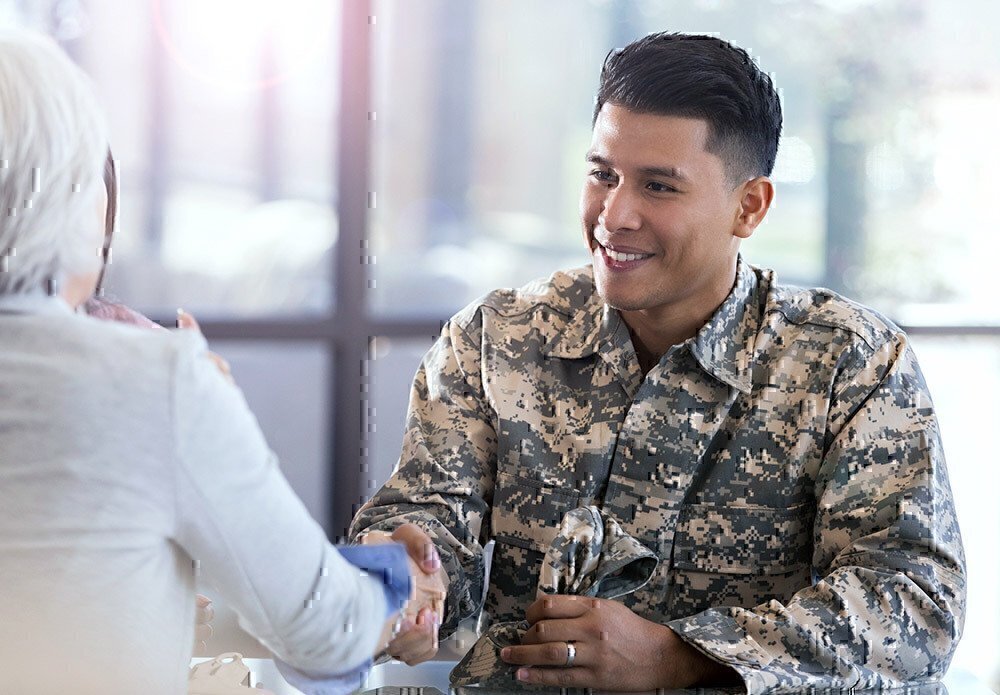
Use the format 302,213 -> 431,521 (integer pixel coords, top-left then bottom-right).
771,136 -> 816,184
865,142 -> 905,192
928,93 -> 1000,305
162,189 -> 336,278
154,0 -> 336,91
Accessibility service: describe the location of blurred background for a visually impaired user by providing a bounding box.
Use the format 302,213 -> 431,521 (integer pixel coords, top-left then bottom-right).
1,0 -> 997,687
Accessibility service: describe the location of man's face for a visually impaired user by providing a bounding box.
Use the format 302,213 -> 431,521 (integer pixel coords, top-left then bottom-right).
580,104 -> 746,320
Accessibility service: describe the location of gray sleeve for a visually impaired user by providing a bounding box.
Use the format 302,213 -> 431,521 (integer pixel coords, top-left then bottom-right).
170,333 -> 389,676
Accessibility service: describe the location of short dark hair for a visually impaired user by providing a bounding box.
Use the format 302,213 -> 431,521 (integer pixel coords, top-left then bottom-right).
594,32 -> 782,184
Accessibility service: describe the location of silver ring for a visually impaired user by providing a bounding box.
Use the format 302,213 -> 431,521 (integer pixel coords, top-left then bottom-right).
564,641 -> 576,668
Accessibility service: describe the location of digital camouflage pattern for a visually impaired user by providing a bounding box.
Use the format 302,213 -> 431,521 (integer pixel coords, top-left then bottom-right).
349,258 -> 966,694
450,505 -> 658,688
536,505 -> 657,599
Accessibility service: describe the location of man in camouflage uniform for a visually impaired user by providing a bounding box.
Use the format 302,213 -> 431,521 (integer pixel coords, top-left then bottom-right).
350,32 -> 966,693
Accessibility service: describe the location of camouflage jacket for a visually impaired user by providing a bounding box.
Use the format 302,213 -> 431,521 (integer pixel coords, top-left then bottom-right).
349,259 -> 966,693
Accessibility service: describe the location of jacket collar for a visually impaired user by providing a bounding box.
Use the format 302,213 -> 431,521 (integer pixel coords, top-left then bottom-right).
688,258 -> 759,395
543,258 -> 760,395
543,280 -> 643,396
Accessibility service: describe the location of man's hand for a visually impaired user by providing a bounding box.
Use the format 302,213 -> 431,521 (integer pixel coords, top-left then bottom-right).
499,595 -> 740,691
362,524 -> 448,665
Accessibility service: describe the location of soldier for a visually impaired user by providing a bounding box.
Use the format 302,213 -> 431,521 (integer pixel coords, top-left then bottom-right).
351,32 -> 966,692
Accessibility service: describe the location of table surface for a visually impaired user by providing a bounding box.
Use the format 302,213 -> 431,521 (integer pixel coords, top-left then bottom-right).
208,657 -> 997,695
194,602 -> 997,695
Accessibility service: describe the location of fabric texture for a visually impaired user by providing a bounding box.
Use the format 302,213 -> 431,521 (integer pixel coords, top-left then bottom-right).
0,292 -> 396,694
275,543 -> 411,695
349,258 -> 966,694
450,505 -> 657,687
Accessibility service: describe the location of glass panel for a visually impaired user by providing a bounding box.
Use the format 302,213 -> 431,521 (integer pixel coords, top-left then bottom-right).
69,0 -> 340,318
371,0 -> 595,317
372,0 -> 1000,329
368,336 -> 439,496
908,335 -> 999,685
212,341 -> 331,530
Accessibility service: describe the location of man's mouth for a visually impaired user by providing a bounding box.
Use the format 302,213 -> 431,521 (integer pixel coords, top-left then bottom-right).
595,240 -> 656,268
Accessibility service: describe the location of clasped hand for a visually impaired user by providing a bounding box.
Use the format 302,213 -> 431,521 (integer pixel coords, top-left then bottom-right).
362,524 -> 448,665
499,595 -> 738,691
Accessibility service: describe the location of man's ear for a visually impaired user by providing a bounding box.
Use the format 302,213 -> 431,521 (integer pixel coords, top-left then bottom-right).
733,176 -> 774,239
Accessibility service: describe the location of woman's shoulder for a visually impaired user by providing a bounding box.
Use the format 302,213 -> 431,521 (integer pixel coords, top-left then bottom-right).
50,306 -> 211,383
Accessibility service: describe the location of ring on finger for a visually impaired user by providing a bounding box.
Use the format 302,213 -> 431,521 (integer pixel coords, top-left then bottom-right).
564,641 -> 576,668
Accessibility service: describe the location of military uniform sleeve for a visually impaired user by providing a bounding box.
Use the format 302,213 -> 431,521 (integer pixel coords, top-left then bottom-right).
667,333 -> 967,693
349,314 -> 497,636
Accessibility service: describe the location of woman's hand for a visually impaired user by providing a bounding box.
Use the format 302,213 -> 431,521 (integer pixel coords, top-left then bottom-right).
176,309 -> 233,382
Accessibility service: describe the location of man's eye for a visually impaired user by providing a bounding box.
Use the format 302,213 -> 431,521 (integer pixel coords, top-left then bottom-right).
647,181 -> 678,193
590,169 -> 616,183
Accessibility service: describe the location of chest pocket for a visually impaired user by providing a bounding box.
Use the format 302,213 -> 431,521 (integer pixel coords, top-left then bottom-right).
491,471 -> 583,548
666,503 -> 813,616
486,471 -> 582,623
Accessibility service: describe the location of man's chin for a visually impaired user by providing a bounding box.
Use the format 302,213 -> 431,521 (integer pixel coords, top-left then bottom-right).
595,287 -> 651,313
595,268 -> 656,307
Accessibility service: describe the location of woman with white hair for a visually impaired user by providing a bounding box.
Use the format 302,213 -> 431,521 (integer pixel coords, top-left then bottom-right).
0,30 -> 443,694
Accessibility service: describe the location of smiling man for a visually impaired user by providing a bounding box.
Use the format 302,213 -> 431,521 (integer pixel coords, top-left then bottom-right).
350,33 -> 966,692
583,106 -> 771,374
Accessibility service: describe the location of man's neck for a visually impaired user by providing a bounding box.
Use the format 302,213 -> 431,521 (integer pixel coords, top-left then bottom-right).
620,263 -> 738,374
623,307 -> 707,374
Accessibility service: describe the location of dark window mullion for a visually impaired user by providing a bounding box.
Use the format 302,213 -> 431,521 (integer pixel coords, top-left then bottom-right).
330,0 -> 374,538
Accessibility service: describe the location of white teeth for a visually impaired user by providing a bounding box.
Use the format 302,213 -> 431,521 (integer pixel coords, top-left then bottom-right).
604,246 -> 649,263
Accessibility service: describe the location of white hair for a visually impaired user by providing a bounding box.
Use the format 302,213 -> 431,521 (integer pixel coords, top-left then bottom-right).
0,30 -> 109,295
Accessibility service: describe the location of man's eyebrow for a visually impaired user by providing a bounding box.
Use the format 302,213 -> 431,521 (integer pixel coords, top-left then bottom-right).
585,152 -> 689,183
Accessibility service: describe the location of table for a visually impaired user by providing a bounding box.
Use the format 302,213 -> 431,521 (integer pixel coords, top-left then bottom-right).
193,602 -> 997,694
213,657 -> 997,695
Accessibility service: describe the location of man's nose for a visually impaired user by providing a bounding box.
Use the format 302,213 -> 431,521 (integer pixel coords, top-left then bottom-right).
597,184 -> 641,232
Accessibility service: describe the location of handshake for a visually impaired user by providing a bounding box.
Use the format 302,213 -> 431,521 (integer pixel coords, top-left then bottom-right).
362,524 -> 449,665
191,524 -> 448,665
